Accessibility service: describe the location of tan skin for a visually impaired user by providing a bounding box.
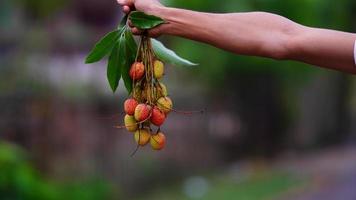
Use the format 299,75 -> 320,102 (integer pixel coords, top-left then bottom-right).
117,0 -> 356,74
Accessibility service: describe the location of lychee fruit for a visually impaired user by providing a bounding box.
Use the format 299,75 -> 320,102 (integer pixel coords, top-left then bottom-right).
134,104 -> 152,122
153,60 -> 164,79
124,98 -> 138,115
157,97 -> 173,114
150,107 -> 166,126
150,132 -> 166,150
124,114 -> 138,132
129,62 -> 145,80
134,129 -> 151,146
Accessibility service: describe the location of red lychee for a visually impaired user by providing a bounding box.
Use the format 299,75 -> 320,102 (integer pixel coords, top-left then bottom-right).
124,98 -> 138,115
134,103 -> 152,122
129,62 -> 145,80
150,132 -> 166,150
150,107 -> 166,126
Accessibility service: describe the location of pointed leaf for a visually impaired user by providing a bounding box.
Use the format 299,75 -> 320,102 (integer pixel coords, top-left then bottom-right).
151,39 -> 198,67
121,31 -> 137,94
107,43 -> 121,92
85,30 -> 120,64
125,30 -> 137,55
129,11 -> 165,29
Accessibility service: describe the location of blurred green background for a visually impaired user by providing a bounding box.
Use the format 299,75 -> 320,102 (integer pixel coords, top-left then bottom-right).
1,0 -> 356,199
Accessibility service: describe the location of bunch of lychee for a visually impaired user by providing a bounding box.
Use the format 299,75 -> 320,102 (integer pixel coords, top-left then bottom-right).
123,59 -> 173,151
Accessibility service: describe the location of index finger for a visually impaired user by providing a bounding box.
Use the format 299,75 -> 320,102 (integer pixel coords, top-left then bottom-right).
117,0 -> 134,7
123,5 -> 131,14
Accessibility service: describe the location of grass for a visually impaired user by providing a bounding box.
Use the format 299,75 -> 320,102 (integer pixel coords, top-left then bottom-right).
139,170 -> 304,200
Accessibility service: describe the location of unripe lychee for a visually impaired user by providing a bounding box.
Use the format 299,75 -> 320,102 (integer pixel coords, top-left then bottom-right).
157,97 -> 173,114
124,114 -> 138,132
134,129 -> 151,146
150,132 -> 166,150
159,83 -> 168,96
150,107 -> 166,126
153,60 -> 164,79
124,98 -> 138,115
134,104 -> 152,122
156,82 -> 168,99
129,62 -> 145,80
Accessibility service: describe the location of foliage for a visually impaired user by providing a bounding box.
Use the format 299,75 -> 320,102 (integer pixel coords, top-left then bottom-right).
129,11 -> 165,29
0,142 -> 114,200
152,39 -> 198,67
85,11 -> 196,93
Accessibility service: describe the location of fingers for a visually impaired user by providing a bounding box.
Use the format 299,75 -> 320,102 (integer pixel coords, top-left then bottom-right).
123,5 -> 131,14
117,0 -> 134,13
130,27 -> 162,38
128,18 -> 163,37
128,20 -> 144,35
117,0 -> 163,38
131,27 -> 143,35
116,0 -> 133,6
147,28 -> 162,38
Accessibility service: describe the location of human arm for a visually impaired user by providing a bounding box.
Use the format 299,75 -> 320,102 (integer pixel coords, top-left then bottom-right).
117,0 -> 356,74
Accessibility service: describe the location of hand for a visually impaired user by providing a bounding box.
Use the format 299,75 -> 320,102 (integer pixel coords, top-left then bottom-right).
116,0 -> 165,37
117,0 -> 162,14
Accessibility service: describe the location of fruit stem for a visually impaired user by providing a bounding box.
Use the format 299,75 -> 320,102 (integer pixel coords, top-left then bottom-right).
130,144 -> 140,157
114,111 -> 152,129
156,101 -> 206,115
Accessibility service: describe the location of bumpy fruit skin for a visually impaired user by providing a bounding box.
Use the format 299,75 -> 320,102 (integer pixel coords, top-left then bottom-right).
124,114 -> 138,132
124,98 -> 138,115
134,104 -> 152,122
134,129 -> 151,146
150,107 -> 166,126
129,62 -> 145,80
150,132 -> 166,150
159,83 -> 168,96
157,97 -> 173,114
153,60 -> 164,79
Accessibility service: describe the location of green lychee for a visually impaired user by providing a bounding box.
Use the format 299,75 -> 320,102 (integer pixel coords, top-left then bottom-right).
134,129 -> 151,146
124,114 -> 138,132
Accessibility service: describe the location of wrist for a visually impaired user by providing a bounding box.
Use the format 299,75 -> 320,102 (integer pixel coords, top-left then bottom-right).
144,6 -> 175,35
151,6 -> 185,36
144,4 -> 166,17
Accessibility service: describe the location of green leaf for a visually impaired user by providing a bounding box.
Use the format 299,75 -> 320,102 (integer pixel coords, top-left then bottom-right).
151,39 -> 198,67
107,42 -> 121,92
129,11 -> 165,29
85,30 -> 120,64
121,31 -> 137,94
125,30 -> 137,56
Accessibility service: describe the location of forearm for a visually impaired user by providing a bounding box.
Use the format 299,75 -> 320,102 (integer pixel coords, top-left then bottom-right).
155,8 -> 294,58
291,27 -> 356,73
151,6 -> 356,74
